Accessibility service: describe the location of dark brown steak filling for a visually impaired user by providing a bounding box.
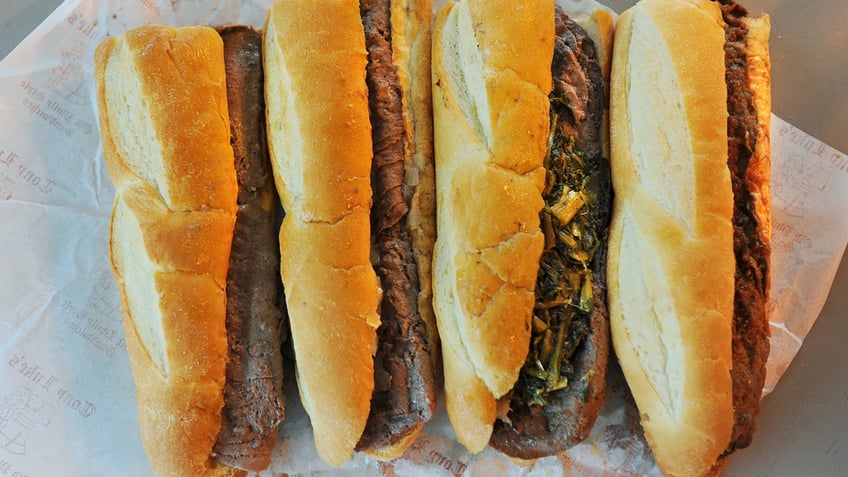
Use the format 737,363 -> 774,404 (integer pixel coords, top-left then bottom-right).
356,0 -> 436,452
715,0 -> 771,454
489,9 -> 610,459
214,26 -> 287,472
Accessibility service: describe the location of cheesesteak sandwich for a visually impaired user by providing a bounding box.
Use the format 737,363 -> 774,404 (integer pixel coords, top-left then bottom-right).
95,25 -> 286,476
607,0 -> 771,475
489,7 -> 613,459
263,0 -> 437,466
431,0 -> 612,456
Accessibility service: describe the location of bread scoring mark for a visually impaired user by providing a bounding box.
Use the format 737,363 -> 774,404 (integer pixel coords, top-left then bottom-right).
104,35 -> 228,378
110,196 -> 168,376
617,211 -> 682,419
262,17 -> 305,222
440,2 -> 551,177
625,9 -> 695,238
440,1 -> 492,150
106,39 -> 168,208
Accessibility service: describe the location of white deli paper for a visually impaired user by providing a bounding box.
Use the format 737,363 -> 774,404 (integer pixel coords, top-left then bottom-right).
0,0 -> 846,476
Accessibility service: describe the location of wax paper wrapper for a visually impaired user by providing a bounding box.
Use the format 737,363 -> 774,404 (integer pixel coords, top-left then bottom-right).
0,0 -> 846,476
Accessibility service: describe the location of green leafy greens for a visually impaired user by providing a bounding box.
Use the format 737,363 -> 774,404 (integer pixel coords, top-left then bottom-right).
517,108 -> 601,407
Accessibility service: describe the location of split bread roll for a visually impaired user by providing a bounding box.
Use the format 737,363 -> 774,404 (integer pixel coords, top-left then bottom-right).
96,26 -> 241,477
432,0 -> 616,458
264,0 -> 438,466
97,1 -> 440,469
608,0 -> 771,476
431,0 -> 554,453
488,6 -> 614,459
263,1 -> 380,467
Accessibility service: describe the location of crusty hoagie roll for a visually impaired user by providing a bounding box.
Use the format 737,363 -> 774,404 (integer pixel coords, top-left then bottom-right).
431,0 -> 554,453
96,24 -> 286,476
432,0 -> 616,457
263,0 -> 437,466
489,7 -> 613,459
607,0 -> 771,475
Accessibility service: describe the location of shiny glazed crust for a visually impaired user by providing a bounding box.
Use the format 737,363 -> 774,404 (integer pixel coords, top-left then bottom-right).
608,1 -> 736,476
431,0 -> 554,453
263,0 -> 380,467
95,26 -> 240,477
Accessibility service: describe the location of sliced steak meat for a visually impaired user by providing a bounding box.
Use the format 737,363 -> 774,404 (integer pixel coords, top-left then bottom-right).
213,25 -> 287,472
716,0 -> 771,454
356,0 -> 437,452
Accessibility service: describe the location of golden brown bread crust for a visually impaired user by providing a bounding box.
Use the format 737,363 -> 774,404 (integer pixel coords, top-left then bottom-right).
96,26 -> 239,477
98,28 -> 238,214
743,12 -> 772,315
431,0 -> 554,453
361,425 -> 425,462
263,0 -> 380,467
744,7 -> 773,412
608,1 -> 736,476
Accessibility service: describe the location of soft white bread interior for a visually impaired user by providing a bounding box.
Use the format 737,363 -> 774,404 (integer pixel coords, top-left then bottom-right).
95,26 -> 239,477
431,0 -> 554,453
263,0 -> 380,467
607,1 -> 735,476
